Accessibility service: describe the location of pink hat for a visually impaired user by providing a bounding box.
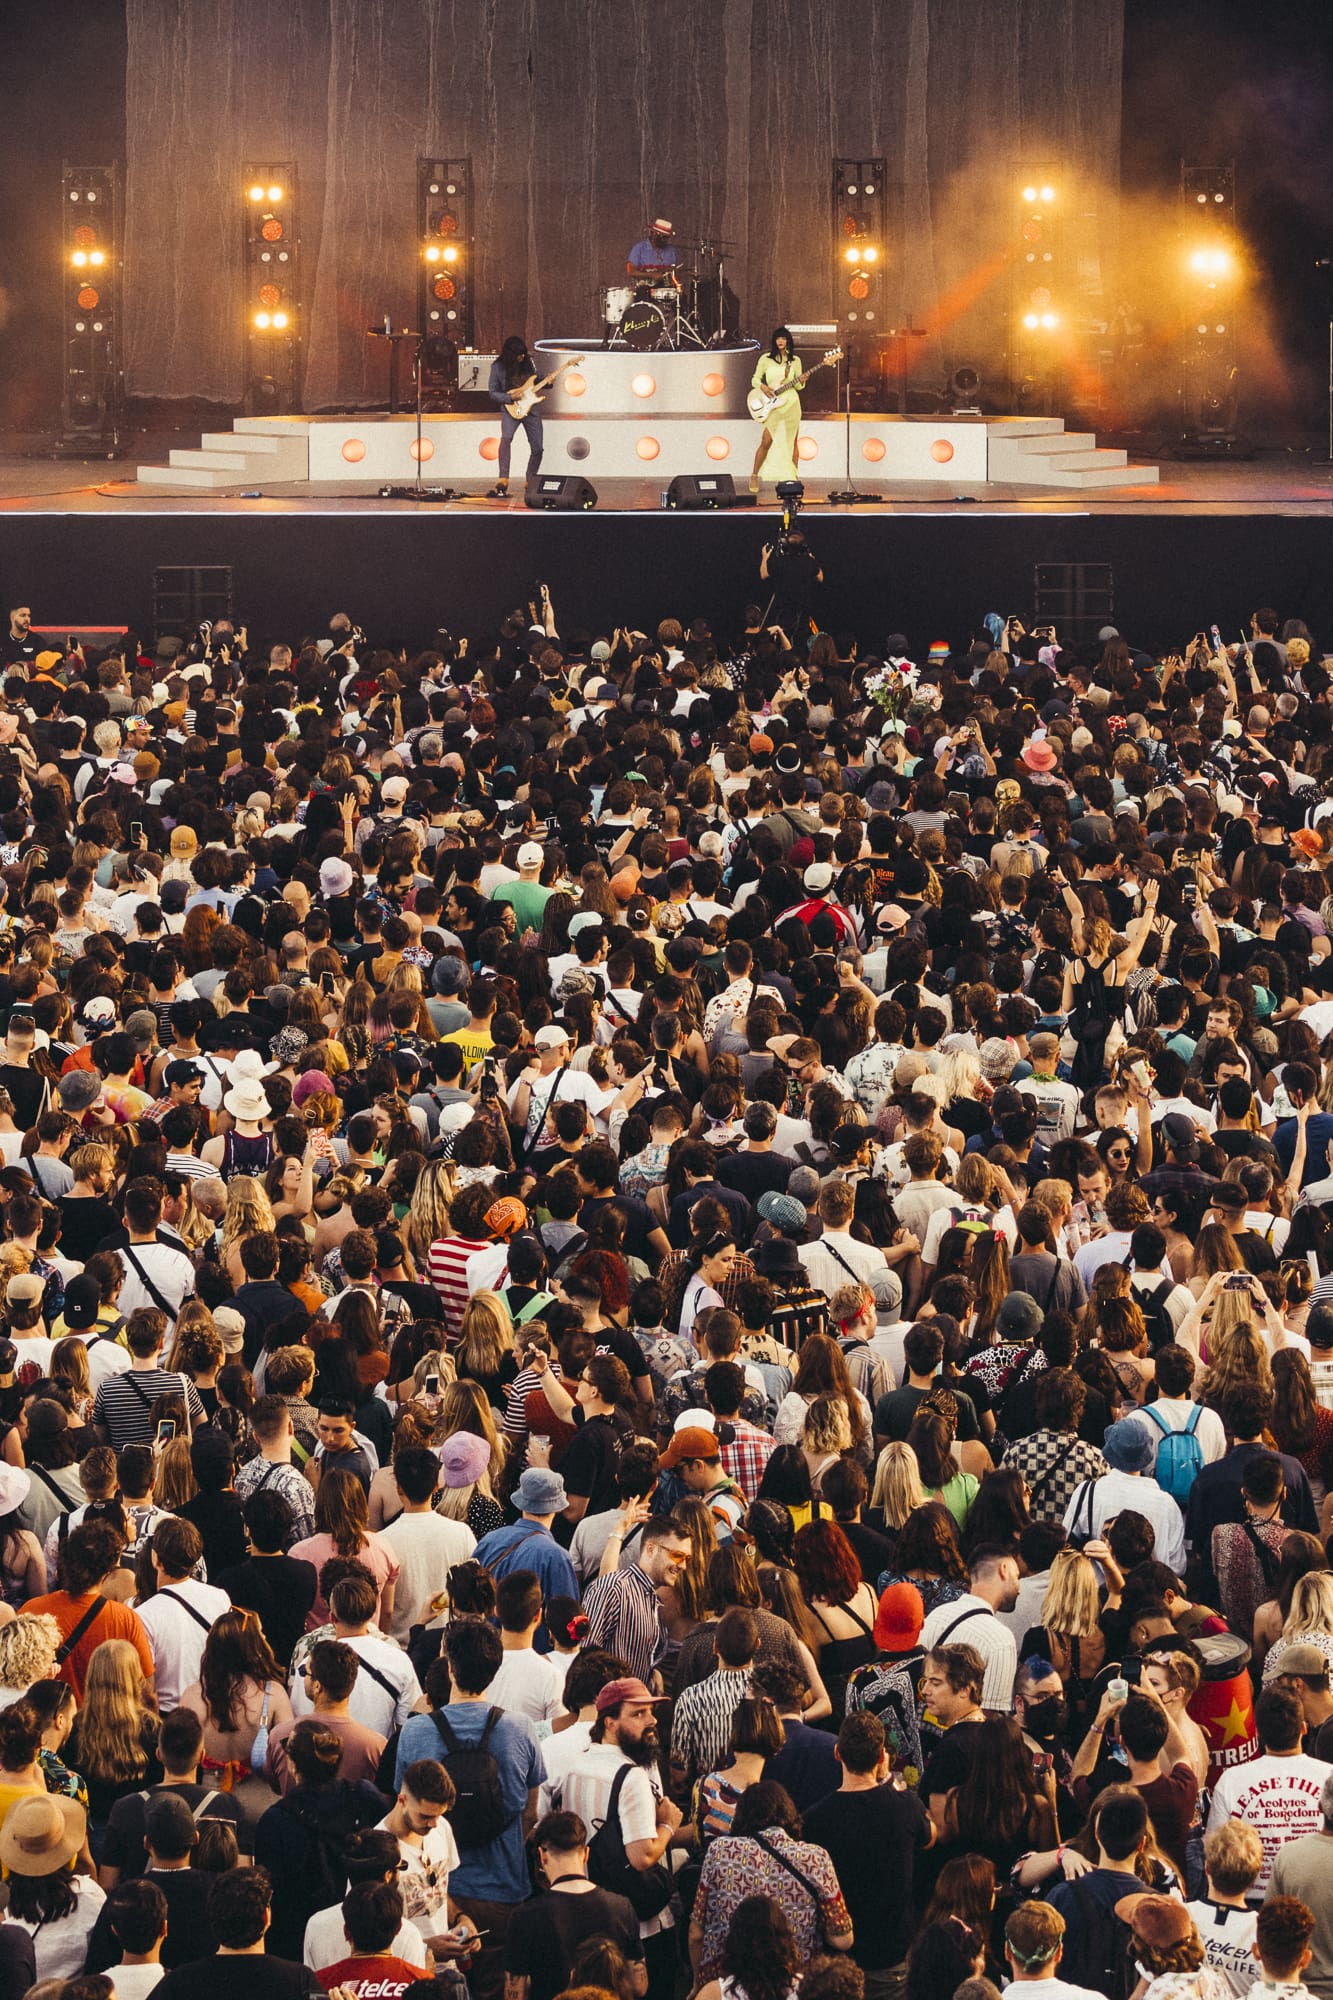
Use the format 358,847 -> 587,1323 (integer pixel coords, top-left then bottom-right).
292,1070 -> 336,1107
1022,737 -> 1058,773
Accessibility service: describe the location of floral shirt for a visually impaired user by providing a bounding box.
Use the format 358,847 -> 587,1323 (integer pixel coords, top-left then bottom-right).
694,1828 -> 852,1978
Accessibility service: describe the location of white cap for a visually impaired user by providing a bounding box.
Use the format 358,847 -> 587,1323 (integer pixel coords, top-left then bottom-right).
518,842 -> 544,869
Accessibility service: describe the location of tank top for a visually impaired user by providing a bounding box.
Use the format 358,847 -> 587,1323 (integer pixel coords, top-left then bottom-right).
222,1129 -> 274,1182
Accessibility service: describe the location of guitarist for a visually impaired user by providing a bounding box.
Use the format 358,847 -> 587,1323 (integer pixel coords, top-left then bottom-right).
750,325 -> 805,493
487,334 -> 545,500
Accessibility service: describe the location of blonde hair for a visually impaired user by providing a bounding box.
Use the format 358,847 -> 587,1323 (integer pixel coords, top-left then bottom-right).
1202,1322 -> 1273,1410
1283,1571 -> 1333,1641
407,1159 -> 455,1266
457,1291 -> 514,1382
870,1442 -> 924,1531
0,1613 -> 60,1692
166,1299 -> 221,1374
1202,1820 -> 1264,1897
803,1394 -> 852,1457
76,1639 -> 153,1783
1039,1550 -> 1102,1638
153,1435 -> 198,1509
70,1144 -> 115,1187
220,1177 -> 276,1252
435,1380 -> 506,1498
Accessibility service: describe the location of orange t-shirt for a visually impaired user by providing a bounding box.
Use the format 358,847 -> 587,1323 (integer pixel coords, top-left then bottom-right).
25,1590 -> 155,1699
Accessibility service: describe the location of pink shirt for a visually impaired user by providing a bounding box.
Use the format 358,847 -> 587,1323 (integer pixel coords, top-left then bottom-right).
289,1530 -> 401,1631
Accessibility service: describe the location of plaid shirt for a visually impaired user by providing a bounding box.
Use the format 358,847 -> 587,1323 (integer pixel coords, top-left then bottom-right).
720,1418 -> 776,1501
1002,1429 -> 1109,1524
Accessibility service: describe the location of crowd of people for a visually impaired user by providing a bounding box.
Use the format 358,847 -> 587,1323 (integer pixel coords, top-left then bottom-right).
0,590 -> 1330,2000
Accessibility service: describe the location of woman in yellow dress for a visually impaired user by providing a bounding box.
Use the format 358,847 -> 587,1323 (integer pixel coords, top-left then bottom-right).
751,326 -> 804,492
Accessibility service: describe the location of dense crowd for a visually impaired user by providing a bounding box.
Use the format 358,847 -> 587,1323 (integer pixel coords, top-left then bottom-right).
0,588 -> 1331,2000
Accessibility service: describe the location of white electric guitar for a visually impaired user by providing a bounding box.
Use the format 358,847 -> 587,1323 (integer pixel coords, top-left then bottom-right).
747,347 -> 843,423
505,355 -> 584,420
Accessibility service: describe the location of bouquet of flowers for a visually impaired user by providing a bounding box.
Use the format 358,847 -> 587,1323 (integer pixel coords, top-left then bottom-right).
861,655 -> 920,724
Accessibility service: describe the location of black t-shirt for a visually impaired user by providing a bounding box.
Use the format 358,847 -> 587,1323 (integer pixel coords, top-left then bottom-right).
920,1718 -> 985,1802
837,1517 -> 895,1585
874,1384 -> 980,1444
380,1277 -> 444,1320
179,1489 -> 249,1578
155,1956 -> 323,2000
0,1063 -> 48,1130
804,1785 -> 932,1969
715,1149 -> 799,1204
768,545 -> 820,611
215,1555 -> 318,1671
57,1194 -> 121,1266
578,1193 -> 657,1266
101,1782 -> 248,1881
504,1883 -> 643,2000
556,1413 -> 624,1516
593,1321 -> 653,1395
87,1864 -> 219,1970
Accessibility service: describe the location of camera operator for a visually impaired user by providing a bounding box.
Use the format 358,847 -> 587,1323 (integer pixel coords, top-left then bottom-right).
760,527 -> 822,647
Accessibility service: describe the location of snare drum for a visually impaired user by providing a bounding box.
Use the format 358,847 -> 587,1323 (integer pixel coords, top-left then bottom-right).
601,285 -> 632,326
651,283 -> 678,308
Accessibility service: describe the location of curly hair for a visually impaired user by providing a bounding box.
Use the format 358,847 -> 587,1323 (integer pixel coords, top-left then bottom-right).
719,1897 -> 803,2000
793,1518 -> 863,1609
0,1614 -> 60,1692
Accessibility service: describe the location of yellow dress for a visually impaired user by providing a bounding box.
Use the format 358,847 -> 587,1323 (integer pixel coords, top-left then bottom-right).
751,353 -> 804,481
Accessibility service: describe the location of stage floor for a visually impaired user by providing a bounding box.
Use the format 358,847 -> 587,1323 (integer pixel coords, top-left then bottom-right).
3,428 -> 1333,516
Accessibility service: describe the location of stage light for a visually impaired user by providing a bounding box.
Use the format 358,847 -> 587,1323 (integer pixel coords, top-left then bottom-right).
258,284 -> 280,307
260,217 -> 283,242
1023,312 -> 1039,329
833,156 -> 887,386
254,311 -> 272,329
863,247 -> 879,265
248,185 -> 265,202
418,156 -> 474,348
272,311 -> 288,329
848,274 -> 870,300
1022,185 -> 1038,203
244,162 -> 299,412
90,251 -> 105,267
1041,312 -> 1058,329
1040,185 -> 1055,202
77,287 -> 99,311
71,251 -> 88,268
845,247 -> 861,264
267,184 -> 283,202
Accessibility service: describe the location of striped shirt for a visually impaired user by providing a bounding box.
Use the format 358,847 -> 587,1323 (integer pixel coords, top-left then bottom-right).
582,1563 -> 666,1684
92,1366 -> 205,1448
670,1666 -> 750,1784
426,1234 -> 488,1338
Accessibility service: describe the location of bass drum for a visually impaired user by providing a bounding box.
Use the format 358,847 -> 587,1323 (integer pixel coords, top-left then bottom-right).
620,302 -> 668,351
601,285 -> 633,326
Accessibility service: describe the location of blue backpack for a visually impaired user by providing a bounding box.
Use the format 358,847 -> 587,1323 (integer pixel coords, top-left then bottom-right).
1142,1403 -> 1203,1503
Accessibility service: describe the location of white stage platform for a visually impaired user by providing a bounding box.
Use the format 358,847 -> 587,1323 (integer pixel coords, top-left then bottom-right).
138,412 -> 1158,492
533,339 -> 760,416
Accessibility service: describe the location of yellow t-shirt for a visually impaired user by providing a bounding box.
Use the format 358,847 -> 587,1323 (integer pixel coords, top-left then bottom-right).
441,1026 -> 494,1069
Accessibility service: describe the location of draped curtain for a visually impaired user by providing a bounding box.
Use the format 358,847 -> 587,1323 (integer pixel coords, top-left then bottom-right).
123,0 -> 1122,408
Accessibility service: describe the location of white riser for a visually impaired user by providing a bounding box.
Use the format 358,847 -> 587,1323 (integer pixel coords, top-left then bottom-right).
170,450 -> 250,470
1027,462 -> 1159,487
1013,433 -> 1097,455
1024,449 -> 1128,471
136,463 -> 243,488
200,431 -> 299,455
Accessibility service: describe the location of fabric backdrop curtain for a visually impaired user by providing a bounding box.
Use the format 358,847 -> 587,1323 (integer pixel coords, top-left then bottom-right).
123,0 -> 1122,408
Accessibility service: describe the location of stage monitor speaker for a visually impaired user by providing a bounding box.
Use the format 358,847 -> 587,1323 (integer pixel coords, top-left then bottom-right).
665,472 -> 753,510
524,474 -> 597,511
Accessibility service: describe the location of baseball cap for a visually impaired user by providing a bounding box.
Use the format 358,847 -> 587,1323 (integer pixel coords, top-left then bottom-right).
60,1275 -> 101,1332
873,1582 -> 925,1651
660,1426 -> 721,1470
381,775 -> 409,803
517,842 -> 544,869
6,1275 -> 44,1308
594,1676 -> 668,1714
534,1025 -> 570,1049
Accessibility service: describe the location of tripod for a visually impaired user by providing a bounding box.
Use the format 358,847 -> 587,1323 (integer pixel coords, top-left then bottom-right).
828,351 -> 883,506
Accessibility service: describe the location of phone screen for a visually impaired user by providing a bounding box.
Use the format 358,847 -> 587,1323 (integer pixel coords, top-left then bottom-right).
155,1419 -> 177,1444
425,1374 -> 440,1397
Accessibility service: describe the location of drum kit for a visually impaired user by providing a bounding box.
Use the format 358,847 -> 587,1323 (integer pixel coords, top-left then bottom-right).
599,237 -> 736,351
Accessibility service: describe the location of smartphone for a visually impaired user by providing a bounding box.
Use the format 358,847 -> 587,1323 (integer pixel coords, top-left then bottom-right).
1224,1272 -> 1252,1290
1071,1199 -> 1089,1227
1181,878 -> 1197,910
425,1373 -> 440,1397
321,972 -> 336,996
131,822 -> 143,844
155,1418 -> 177,1444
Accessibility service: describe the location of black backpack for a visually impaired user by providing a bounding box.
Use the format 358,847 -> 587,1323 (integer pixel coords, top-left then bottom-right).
430,1707 -> 510,1850
587,1763 -> 674,1920
1053,1881 -> 1136,2000
1133,1276 -> 1177,1355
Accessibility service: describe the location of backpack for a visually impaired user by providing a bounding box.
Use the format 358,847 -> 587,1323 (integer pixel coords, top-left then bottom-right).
429,1707 -> 510,1850
1054,1881 -> 1136,2000
587,1762 -> 674,1919
1134,1277 -> 1178,1355
1142,1403 -> 1204,1505
279,1787 -> 357,1911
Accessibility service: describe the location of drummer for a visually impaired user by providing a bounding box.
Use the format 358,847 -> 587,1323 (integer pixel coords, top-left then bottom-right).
627,218 -> 681,282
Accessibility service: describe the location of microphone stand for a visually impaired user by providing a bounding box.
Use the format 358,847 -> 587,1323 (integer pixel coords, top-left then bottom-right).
384,334 -> 457,502
829,349 -> 882,506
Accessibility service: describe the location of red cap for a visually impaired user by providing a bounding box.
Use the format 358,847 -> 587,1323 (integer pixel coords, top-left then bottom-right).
594,1677 -> 668,1714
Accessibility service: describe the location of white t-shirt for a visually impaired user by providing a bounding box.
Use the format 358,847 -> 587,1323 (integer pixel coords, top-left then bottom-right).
539,1717 -> 596,1814
77,1329 -> 134,1393
305,1904 -> 429,1973
1128,1396 -> 1228,1466
137,1579 -> 233,1709
378,1812 -> 461,1929
1184,1900 -> 1259,1998
1016,1075 -> 1083,1147
289,1633 -> 421,1737
11,1873 -> 105,1980
920,1202 -> 1017,1268
487,1648 -> 565,1731
1205,1753 -> 1332,1894
378,1511 -> 476,1645
507,1067 -> 611,1143
104,1966 -> 165,2000
562,1741 -> 672,1938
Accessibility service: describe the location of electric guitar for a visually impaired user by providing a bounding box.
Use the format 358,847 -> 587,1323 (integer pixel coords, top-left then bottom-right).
747,347 -> 843,422
505,355 -> 585,420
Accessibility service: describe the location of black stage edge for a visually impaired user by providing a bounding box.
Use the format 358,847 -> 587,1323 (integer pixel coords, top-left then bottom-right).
3,513 -> 1333,649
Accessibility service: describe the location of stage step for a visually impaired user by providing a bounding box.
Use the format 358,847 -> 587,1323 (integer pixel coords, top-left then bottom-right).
136,433 -> 310,488
987,429 -> 1158,488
